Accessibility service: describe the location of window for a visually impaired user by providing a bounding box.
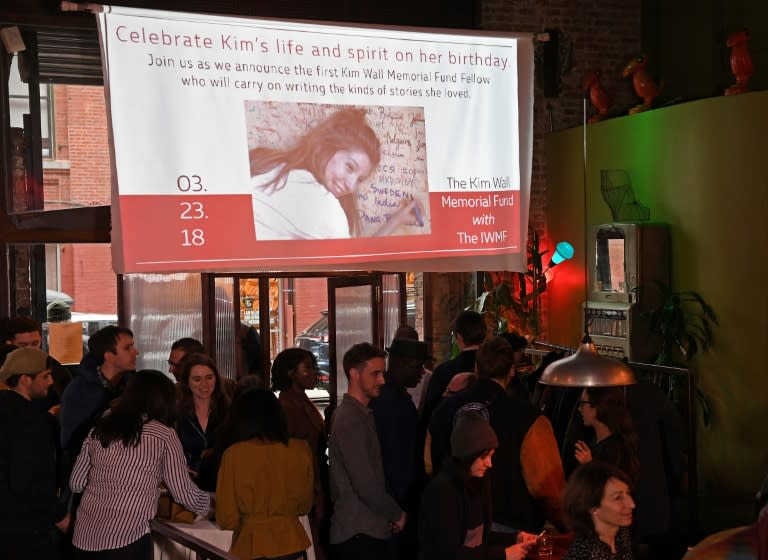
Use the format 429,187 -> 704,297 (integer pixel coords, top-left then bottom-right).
6,32 -> 111,213
8,54 -> 53,158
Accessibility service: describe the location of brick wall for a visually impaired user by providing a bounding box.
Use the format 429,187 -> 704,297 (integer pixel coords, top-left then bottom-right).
58,244 -> 117,313
46,85 -> 116,314
479,0 -> 642,339
293,277 -> 328,336
62,86 -> 112,205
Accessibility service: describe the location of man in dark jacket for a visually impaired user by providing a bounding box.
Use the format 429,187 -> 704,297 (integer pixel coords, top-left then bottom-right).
0,347 -> 70,559
420,310 -> 486,424
429,336 -> 566,534
59,325 -> 137,454
371,337 -> 430,559
58,324 -> 137,527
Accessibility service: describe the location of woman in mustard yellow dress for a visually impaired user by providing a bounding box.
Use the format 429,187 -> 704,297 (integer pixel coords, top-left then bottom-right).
216,389 -> 313,560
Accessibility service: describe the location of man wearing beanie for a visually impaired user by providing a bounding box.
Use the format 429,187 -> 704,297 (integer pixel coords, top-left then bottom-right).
0,347 -> 70,559
419,407 -> 536,560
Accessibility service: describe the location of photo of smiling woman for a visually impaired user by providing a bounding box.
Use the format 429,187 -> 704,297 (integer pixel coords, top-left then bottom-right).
250,107 -> 423,240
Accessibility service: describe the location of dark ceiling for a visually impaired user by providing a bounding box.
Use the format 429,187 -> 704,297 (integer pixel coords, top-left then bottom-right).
1,0 -> 480,30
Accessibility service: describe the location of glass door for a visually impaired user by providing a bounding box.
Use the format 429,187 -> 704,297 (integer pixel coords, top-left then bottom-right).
327,275 -> 380,409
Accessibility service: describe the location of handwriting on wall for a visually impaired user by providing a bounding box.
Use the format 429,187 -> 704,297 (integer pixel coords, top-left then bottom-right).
245,101 -> 430,237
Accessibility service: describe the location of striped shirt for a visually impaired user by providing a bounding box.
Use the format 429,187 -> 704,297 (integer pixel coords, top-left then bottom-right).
70,420 -> 210,551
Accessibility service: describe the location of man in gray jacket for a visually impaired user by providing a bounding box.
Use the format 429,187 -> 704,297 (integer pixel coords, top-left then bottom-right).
329,342 -> 406,560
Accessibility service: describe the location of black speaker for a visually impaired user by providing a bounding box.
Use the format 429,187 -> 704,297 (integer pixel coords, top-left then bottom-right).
540,28 -> 560,98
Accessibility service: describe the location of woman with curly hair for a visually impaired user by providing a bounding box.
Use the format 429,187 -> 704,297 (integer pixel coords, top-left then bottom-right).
251,107 -> 420,240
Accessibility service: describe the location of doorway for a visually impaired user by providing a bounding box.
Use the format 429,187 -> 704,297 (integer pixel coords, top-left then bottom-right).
208,272 -> 413,410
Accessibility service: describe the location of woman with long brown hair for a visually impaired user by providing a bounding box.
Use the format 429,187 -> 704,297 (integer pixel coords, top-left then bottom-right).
251,107 -> 420,240
70,370 -> 210,558
574,387 -> 640,484
175,353 -> 230,490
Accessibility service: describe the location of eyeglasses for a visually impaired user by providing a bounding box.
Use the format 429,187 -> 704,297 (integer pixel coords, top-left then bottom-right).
577,400 -> 593,407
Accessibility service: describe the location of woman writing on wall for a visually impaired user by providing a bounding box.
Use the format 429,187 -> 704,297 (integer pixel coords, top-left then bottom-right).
70,370 -> 210,558
562,461 -> 636,560
574,387 -> 640,485
271,348 -> 330,560
216,388 -> 314,560
251,108 -> 421,240
176,353 -> 230,491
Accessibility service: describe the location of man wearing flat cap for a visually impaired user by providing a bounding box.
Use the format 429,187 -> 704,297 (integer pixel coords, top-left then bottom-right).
370,337 -> 430,560
0,347 -> 70,559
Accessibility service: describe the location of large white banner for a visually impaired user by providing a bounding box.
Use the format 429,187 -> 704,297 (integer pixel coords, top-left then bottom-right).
97,6 -> 533,273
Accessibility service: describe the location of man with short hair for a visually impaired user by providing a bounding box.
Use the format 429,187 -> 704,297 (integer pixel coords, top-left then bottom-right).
429,336 -> 566,534
421,310 -> 486,423
167,337 -> 204,380
4,315 -> 72,411
0,347 -> 69,559
329,342 -> 406,560
371,337 -> 430,560
59,325 -> 138,458
4,315 -> 43,348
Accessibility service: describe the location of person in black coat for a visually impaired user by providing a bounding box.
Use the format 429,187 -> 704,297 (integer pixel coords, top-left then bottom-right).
0,347 -> 70,559
419,408 -> 537,560
420,310 -> 486,424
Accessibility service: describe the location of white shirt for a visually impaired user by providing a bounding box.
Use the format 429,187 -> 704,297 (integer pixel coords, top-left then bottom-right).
70,420 -> 210,551
252,167 -> 351,240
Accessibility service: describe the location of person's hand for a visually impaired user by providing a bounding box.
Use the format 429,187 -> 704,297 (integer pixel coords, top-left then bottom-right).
48,404 -> 62,416
574,440 -> 592,464
391,198 -> 424,228
55,513 -> 70,533
391,512 -> 407,534
373,198 -> 425,236
504,542 -> 534,560
516,531 -> 538,546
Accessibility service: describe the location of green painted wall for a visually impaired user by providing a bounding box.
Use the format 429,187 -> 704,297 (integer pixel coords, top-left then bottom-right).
545,91 -> 768,497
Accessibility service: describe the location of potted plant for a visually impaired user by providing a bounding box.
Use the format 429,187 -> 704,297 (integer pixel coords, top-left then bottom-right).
472,228 -> 549,339
644,281 -> 719,426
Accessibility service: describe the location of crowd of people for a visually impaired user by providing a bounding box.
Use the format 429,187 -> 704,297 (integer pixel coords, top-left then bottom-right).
0,309 -> 687,560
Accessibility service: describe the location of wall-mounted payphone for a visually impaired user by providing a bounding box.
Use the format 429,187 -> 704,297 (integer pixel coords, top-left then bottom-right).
585,223 -> 670,362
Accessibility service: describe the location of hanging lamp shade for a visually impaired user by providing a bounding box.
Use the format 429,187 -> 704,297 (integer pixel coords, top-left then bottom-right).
538,335 -> 636,387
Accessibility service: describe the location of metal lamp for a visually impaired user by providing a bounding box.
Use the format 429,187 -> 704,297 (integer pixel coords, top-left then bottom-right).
538,335 -> 636,386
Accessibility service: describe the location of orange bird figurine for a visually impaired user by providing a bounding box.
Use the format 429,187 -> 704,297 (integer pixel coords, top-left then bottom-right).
725,29 -> 754,95
583,70 -> 613,123
622,54 -> 661,114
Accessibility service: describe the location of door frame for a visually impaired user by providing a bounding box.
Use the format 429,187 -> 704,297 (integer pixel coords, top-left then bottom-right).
327,274 -> 381,410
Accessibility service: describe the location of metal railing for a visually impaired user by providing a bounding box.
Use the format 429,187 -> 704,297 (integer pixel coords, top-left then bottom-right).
150,519 -> 239,560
